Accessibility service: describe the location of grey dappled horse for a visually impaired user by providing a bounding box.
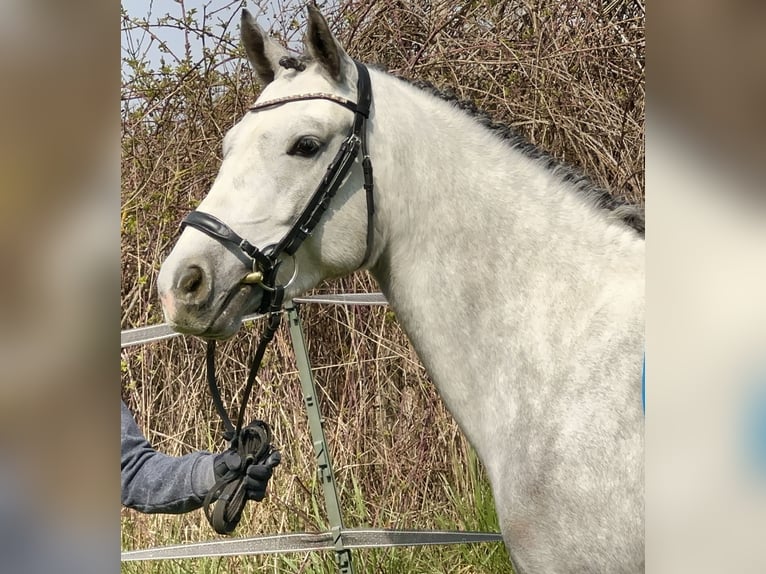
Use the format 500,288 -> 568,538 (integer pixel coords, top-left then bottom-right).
158,6 -> 645,573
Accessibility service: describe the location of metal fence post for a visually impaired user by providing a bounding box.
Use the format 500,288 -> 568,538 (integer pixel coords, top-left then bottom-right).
286,304 -> 354,574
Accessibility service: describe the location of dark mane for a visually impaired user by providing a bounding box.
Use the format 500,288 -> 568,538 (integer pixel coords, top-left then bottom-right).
389,72 -> 645,237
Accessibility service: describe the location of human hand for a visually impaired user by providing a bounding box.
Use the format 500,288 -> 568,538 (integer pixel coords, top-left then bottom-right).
213,448 -> 281,501
243,450 -> 281,501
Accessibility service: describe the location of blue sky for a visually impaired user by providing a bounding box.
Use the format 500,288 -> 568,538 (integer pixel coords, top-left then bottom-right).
122,0 -> 246,76
121,0 -> 338,78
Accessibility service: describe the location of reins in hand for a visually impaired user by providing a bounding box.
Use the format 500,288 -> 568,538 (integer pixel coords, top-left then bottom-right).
202,287 -> 284,535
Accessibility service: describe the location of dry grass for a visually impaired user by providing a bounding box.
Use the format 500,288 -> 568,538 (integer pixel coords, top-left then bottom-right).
121,1 -> 643,571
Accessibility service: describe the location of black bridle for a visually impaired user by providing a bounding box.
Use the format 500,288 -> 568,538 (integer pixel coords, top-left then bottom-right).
177,61 -> 374,534
180,60 -> 374,314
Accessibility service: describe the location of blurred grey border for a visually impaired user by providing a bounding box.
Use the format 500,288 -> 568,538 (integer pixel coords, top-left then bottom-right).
1,0 -> 761,571
649,1 -> 766,572
0,1 -> 118,572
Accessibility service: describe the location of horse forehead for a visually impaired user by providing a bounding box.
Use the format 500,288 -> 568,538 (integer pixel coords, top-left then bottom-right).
235,84 -> 355,139
233,100 -> 345,144
257,66 -> 355,102
223,69 -> 355,151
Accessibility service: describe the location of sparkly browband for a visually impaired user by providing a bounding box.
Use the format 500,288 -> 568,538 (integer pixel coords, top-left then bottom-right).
249,93 -> 360,114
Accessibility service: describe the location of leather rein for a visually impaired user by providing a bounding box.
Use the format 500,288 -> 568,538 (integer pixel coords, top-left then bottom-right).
177,61 -> 374,534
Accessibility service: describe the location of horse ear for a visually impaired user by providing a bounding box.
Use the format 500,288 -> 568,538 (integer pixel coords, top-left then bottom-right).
240,9 -> 287,86
305,4 -> 347,82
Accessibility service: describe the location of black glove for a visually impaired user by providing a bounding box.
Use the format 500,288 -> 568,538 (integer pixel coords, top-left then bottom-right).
245,450 -> 281,501
205,421 -> 278,534
213,449 -> 281,501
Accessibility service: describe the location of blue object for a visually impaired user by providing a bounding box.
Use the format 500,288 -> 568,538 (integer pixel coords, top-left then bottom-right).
744,375 -> 766,476
642,355 -> 645,413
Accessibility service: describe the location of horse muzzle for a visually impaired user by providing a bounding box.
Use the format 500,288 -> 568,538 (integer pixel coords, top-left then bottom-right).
157,257 -> 263,338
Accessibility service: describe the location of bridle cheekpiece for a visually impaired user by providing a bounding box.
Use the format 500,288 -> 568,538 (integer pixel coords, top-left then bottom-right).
179,60 -> 374,314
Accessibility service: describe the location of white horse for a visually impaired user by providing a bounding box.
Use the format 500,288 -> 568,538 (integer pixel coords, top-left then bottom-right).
158,6 -> 644,573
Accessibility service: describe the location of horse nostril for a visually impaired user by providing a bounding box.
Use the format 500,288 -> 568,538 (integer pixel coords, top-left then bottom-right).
178,265 -> 204,295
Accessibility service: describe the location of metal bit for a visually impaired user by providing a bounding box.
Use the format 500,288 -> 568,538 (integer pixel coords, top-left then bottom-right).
242,271 -> 263,284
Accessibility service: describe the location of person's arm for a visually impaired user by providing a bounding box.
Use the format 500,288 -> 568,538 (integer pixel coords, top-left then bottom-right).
120,400 -> 214,514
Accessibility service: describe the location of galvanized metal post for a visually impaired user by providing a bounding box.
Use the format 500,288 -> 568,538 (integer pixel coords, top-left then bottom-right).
286,305 -> 354,574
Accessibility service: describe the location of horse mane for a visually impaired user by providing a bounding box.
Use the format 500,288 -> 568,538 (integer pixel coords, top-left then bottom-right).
389,72 -> 645,237
288,57 -> 643,236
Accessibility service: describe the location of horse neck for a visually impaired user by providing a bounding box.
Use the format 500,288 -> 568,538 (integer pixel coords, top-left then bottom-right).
365,72 -> 644,461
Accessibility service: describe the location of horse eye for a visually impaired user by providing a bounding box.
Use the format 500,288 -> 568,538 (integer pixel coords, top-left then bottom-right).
289,136 -> 322,157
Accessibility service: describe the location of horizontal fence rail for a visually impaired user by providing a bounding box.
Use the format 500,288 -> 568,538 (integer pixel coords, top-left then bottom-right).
120,293 -> 389,349
120,292 -> 503,568
121,528 -> 504,561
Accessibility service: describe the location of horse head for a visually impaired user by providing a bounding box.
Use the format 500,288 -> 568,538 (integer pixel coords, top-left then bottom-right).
158,6 -> 373,338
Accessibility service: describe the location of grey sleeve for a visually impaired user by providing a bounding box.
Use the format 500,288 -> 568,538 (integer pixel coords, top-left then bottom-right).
121,400 -> 216,514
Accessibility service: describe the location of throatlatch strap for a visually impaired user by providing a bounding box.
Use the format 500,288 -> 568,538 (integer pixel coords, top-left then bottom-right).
354,62 -> 375,268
